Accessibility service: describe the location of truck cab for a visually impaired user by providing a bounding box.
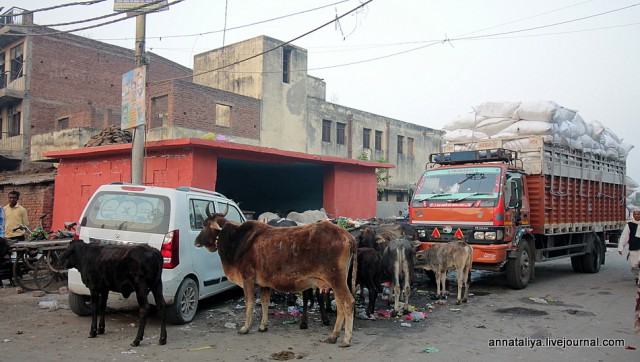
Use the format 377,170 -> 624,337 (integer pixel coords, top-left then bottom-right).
409,148 -> 533,288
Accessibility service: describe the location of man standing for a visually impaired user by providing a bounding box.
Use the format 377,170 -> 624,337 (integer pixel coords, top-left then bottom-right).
4,190 -> 29,241
618,208 -> 640,285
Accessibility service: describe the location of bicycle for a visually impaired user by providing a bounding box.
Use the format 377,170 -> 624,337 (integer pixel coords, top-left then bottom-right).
10,214 -> 73,293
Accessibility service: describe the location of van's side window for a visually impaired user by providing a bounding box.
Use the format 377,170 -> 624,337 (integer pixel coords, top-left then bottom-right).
190,199 -> 210,230
217,202 -> 244,223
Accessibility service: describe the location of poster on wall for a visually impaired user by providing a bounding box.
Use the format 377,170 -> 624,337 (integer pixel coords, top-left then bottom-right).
121,65 -> 146,130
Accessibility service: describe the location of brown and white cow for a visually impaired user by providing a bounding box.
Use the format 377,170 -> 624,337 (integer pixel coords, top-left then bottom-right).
195,210 -> 357,347
414,240 -> 473,305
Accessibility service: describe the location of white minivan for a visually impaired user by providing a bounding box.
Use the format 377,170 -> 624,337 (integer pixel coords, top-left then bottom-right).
67,183 -> 245,324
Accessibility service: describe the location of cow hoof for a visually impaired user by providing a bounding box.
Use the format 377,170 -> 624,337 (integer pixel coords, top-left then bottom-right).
339,341 -> 351,348
237,327 -> 250,334
456,300 -> 462,305
98,328 -> 105,335
324,336 -> 338,344
131,340 -> 140,347
89,332 -> 97,338
299,322 -> 308,330
258,326 -> 268,332
158,338 -> 167,345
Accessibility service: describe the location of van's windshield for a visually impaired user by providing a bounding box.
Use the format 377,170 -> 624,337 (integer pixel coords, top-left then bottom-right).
83,191 -> 170,234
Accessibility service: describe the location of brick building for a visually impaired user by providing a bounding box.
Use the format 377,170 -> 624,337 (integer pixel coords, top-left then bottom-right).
0,7 -> 443,229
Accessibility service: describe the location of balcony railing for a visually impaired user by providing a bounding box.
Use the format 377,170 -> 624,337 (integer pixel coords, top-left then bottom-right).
0,7 -> 30,26
0,132 -> 23,151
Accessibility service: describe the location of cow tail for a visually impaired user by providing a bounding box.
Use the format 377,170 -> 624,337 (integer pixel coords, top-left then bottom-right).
350,241 -> 357,298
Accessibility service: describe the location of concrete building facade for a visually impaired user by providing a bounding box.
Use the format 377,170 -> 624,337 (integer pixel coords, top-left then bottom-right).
0,7 -> 443,222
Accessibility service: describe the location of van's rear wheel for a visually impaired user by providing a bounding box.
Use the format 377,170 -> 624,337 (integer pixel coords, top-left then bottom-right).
69,292 -> 92,316
167,278 -> 199,324
506,239 -> 532,289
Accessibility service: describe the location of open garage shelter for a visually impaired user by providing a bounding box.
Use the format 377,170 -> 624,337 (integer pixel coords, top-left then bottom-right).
45,138 -> 392,229
215,158 -> 324,219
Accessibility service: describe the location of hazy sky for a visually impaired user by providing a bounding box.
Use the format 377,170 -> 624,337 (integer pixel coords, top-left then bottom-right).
6,0 -> 640,182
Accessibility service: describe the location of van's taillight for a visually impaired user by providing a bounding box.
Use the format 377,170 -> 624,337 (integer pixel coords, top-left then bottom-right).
161,230 -> 180,269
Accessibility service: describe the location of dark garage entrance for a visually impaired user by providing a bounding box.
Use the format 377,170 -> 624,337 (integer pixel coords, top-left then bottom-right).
215,158 -> 324,219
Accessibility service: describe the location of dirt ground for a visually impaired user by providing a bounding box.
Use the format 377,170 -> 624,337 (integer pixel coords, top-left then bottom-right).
1,248 -> 639,362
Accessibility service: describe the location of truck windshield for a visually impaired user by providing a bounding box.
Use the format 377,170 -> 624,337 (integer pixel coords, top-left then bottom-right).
413,167 -> 502,203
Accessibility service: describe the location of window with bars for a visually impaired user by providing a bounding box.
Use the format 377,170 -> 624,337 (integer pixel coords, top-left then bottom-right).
322,120 -> 331,142
337,122 -> 346,145
283,47 -> 292,83
9,44 -> 23,81
375,130 -> 382,151
397,135 -> 404,154
363,128 -> 371,149
8,111 -> 20,136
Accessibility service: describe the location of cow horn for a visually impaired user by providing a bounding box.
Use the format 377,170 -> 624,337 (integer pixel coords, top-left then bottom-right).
205,202 -> 213,217
221,203 -> 229,216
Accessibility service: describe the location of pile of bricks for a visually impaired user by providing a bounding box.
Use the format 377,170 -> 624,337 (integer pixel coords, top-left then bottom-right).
84,125 -> 133,147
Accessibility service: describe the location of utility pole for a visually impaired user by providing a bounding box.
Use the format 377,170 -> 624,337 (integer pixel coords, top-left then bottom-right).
131,14 -> 146,184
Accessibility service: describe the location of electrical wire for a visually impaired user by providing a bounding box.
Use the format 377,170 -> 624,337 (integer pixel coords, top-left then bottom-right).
5,0 -> 184,36
0,0 -> 106,17
150,0 -> 374,85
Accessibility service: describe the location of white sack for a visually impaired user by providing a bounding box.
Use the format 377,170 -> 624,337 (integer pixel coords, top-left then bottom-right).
552,107 -> 578,124
626,176 -> 640,189
512,101 -> 558,122
443,113 -> 486,131
443,129 -> 488,142
500,120 -> 553,135
558,115 -> 588,138
502,136 -> 553,151
618,142 -> 634,159
588,120 -> 606,140
474,117 -> 516,136
472,101 -> 520,118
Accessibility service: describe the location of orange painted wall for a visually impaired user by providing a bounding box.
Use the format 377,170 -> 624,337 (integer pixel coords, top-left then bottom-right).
49,139 -> 385,229
324,164 -> 378,219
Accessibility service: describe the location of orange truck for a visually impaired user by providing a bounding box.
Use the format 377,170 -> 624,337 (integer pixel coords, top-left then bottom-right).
409,136 -> 626,289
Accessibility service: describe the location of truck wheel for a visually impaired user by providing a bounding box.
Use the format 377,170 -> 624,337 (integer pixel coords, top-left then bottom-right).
166,278 -> 199,325
581,235 -> 602,274
69,292 -> 92,316
570,256 -> 584,273
506,239 -> 532,289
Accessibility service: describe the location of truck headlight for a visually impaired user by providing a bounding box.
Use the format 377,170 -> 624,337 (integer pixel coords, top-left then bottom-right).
418,229 -> 426,238
484,232 -> 497,240
474,231 -> 485,240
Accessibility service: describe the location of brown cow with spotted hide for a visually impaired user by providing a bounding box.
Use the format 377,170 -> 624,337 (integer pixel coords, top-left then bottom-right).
195,208 -> 357,347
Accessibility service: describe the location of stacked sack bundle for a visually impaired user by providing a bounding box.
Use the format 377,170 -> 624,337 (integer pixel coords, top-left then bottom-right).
626,176 -> 640,214
443,100 -> 637,213
442,100 -> 633,162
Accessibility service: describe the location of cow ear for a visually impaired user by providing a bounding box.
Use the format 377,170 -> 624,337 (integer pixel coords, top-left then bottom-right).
411,240 -> 421,250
